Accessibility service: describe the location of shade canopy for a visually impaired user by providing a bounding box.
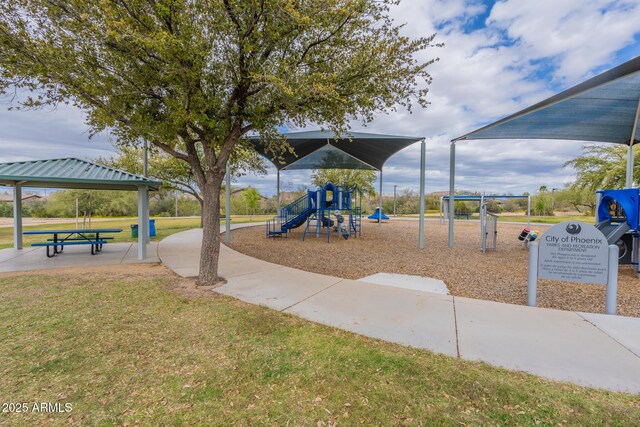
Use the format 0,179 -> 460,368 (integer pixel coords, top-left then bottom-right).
249,130 -> 422,171
0,158 -> 161,191
453,55 -> 640,145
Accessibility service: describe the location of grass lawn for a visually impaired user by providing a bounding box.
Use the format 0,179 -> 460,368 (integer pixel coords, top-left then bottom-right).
0,265 -> 638,425
433,214 -> 594,225
403,213 -> 595,225
0,215 -> 271,250
497,214 -> 595,224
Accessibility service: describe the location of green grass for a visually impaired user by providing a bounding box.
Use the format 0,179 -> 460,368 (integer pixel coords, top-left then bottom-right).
0,268 -> 638,425
434,213 -> 595,225
0,215 -> 272,250
496,214 -> 594,224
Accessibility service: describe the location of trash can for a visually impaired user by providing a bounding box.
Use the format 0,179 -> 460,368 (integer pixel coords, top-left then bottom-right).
131,224 -> 138,238
149,219 -> 156,237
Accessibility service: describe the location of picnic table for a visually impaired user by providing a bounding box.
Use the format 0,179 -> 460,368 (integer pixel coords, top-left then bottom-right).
23,228 -> 123,258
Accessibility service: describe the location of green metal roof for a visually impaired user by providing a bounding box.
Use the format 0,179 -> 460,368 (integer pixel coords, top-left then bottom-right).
249,130 -> 423,171
0,158 -> 161,191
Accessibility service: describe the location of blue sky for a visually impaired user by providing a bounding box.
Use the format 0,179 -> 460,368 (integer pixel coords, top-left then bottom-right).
1,0 -> 640,197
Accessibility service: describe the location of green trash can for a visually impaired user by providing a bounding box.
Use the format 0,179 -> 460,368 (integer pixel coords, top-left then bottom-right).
131,224 -> 138,238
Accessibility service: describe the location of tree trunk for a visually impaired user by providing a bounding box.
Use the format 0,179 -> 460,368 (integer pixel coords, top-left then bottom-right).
197,176 -> 225,286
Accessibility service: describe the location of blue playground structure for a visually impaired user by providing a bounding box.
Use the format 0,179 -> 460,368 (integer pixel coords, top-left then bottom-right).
266,183 -> 362,242
368,207 -> 389,221
595,188 -> 640,269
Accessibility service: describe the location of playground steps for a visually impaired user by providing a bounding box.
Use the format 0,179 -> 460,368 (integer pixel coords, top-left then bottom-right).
267,194 -> 314,238
350,207 -> 362,237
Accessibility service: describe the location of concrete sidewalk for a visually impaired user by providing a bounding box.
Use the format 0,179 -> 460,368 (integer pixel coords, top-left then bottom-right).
160,226 -> 640,393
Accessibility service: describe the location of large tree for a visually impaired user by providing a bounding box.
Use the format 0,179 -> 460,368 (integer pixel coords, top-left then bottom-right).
0,0 -> 438,285
565,145 -> 635,190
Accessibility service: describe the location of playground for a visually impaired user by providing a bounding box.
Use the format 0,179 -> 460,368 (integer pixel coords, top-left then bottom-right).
229,219 -> 640,317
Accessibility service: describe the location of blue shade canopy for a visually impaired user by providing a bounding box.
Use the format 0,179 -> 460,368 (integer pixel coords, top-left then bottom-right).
0,158 -> 161,190
453,55 -> 640,145
249,130 -> 422,171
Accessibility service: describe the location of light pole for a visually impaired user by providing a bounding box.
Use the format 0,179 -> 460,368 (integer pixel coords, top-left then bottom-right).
393,185 -> 397,216
551,188 -> 559,213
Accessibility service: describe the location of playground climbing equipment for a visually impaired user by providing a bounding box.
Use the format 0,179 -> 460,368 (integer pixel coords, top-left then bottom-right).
266,183 -> 363,242
595,188 -> 640,275
441,194 -> 531,253
518,228 -> 539,249
480,197 -> 498,253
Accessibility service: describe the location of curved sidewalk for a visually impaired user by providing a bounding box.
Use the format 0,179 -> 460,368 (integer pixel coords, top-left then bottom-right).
159,225 -> 640,393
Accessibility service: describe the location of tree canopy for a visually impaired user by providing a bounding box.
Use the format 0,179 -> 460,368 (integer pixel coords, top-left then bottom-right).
565,145 -> 634,190
97,144 -> 266,205
0,0 -> 438,284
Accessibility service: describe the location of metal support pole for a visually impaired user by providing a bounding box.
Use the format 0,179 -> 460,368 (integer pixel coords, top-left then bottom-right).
448,141 -> 456,248
276,169 -> 281,222
13,183 -> 22,250
419,140 -> 426,249
142,141 -> 150,243
137,186 -> 148,260
393,185 -> 397,217
443,200 -> 448,225
145,191 -> 150,242
75,196 -> 79,230
605,244 -> 619,315
527,241 -> 539,307
625,97 -> 640,188
493,214 -> 497,251
527,195 -> 531,229
480,195 -> 485,253
175,190 -> 178,217
378,170 -> 383,224
225,163 -> 231,244
637,233 -> 640,280
595,190 -> 602,224
633,234 -> 639,279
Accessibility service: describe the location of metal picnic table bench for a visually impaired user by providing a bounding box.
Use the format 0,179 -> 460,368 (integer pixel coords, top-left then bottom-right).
23,228 -> 123,258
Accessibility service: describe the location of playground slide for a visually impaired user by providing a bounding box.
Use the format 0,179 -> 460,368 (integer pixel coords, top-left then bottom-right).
282,207 -> 314,231
596,220 -> 631,244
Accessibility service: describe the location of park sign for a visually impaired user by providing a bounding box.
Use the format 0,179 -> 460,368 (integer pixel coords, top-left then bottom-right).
528,221 -> 620,315
538,221 -> 609,285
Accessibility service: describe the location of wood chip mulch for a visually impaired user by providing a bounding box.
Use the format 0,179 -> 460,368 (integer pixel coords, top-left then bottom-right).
228,220 -> 640,318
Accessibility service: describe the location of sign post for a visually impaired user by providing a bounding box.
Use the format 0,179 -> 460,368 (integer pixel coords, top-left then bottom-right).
528,221 -> 620,315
